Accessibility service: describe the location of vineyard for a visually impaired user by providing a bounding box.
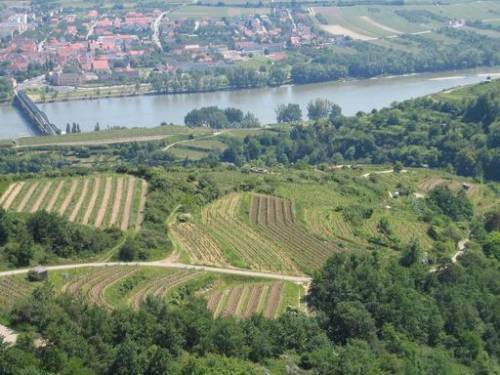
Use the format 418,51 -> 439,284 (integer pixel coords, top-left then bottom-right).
0,175 -> 148,231
248,194 -> 340,273
170,192 -> 340,275
206,281 -> 302,319
58,266 -> 205,310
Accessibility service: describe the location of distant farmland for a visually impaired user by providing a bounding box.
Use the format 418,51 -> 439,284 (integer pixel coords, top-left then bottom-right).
0,174 -> 148,231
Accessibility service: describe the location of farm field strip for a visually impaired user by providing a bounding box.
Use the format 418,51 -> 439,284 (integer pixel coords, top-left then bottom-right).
94,177 -> 113,228
120,176 -> 135,230
89,268 -> 139,309
1,182 -> 25,209
101,177 -> 118,227
16,182 -> 39,212
200,194 -> 299,273
44,180 -> 64,212
0,183 -> 16,206
30,181 -> 52,213
0,175 -> 147,231
263,282 -> 283,319
249,194 -> 339,273
207,281 -> 291,319
59,180 -> 78,216
128,270 -> 201,309
69,178 -> 90,222
170,223 -> 226,265
135,180 -> 148,231
82,177 -> 102,224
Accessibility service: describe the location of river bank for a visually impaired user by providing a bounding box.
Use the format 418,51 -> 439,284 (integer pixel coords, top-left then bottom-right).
1,66 -> 499,139
23,66 -> 500,105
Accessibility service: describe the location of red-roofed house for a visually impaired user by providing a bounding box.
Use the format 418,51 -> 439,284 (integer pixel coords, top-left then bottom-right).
92,58 -> 110,72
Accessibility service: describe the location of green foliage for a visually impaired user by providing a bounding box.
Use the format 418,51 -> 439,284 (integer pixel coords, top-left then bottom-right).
308,251 -> 500,373
275,103 -> 302,123
0,209 -> 121,267
218,80 -> 500,181
426,187 -> 473,221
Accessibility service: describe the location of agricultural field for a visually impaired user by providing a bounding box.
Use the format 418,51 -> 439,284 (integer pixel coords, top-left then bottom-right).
311,1 -> 500,40
168,139 -> 228,161
171,192 -> 340,275
0,266 -> 304,320
207,280 -> 303,319
0,174 -> 148,231
168,165 -> 500,265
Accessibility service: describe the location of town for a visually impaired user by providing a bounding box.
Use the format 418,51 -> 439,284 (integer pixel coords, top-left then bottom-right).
0,2 -> 337,93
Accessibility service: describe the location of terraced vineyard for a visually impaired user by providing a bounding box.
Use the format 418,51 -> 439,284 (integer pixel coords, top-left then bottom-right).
207,281 -> 302,319
171,192 -> 339,275
0,175 -> 148,231
59,267 -> 205,310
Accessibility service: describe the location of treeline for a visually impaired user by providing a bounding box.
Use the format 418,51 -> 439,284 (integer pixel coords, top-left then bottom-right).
184,106 -> 260,129
220,81 -> 500,181
0,76 -> 12,102
0,209 -> 121,267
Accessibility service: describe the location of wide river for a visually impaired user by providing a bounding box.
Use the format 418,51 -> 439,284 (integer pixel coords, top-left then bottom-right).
1,67 -> 499,139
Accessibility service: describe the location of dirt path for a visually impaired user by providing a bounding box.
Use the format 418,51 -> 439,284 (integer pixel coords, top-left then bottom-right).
45,180 -> 64,212
452,239 -> 469,264
0,183 -> 16,206
95,177 -> 112,228
162,131 -> 225,152
59,180 -> 78,216
31,181 -> 52,213
82,177 -> 100,225
69,179 -> 90,222
360,16 -> 402,34
0,261 -> 312,283
135,180 -> 148,231
1,182 -> 24,209
109,177 -> 124,227
362,168 -> 408,178
120,176 -> 135,231
17,182 -> 39,212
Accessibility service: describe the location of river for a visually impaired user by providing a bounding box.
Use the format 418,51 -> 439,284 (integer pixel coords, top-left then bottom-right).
1,67 -> 499,139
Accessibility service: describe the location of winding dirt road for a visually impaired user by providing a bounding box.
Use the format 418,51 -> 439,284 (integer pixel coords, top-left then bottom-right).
0,261 -> 311,283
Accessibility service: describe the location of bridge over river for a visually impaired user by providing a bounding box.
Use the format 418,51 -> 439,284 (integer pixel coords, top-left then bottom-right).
13,90 -> 59,136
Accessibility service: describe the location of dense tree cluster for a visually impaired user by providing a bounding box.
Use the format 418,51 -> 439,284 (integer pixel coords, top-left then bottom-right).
184,106 -> 260,128
306,248 -> 500,374
0,209 -> 121,267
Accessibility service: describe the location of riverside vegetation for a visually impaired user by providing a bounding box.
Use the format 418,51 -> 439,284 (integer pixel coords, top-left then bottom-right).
0,80 -> 498,373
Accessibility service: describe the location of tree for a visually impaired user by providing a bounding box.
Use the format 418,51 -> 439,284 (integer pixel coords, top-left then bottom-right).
307,98 -> 334,120
240,112 -> 260,128
276,103 -> 302,123
119,237 -> 138,261
65,123 -> 70,134
400,239 -> 422,266
224,108 -> 243,124
94,122 -> 100,131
